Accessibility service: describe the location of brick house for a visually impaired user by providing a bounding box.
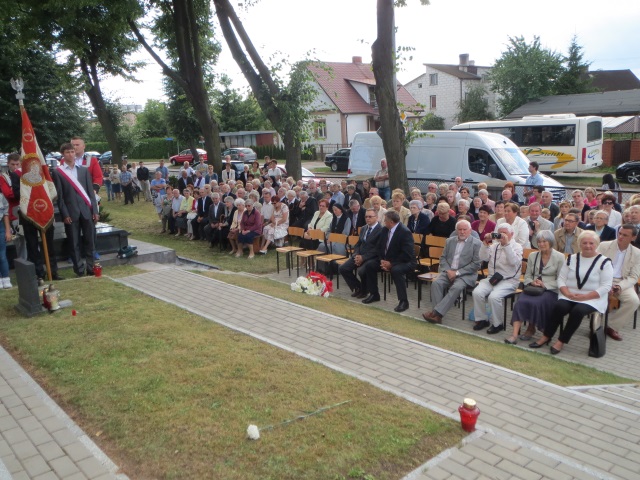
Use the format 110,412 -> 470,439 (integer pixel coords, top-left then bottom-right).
405,54 -> 498,129
306,56 -> 421,148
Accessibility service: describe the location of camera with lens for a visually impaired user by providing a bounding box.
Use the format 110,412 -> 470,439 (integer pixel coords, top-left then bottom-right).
491,233 -> 502,239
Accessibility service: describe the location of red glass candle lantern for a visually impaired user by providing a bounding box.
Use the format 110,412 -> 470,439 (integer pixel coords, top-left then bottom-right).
458,398 -> 480,432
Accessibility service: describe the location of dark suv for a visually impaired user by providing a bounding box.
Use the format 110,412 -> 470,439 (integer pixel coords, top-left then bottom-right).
324,148 -> 350,171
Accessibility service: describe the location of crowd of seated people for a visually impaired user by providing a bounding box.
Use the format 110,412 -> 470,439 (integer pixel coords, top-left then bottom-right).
150,161 -> 640,348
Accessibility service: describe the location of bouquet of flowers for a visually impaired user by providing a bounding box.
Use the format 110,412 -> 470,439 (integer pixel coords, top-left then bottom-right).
291,271 -> 333,297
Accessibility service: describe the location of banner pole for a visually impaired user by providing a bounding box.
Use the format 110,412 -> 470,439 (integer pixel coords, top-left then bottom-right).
40,226 -> 52,282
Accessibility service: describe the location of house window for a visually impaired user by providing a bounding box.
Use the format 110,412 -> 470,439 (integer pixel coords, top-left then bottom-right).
314,120 -> 327,139
418,83 -> 423,89
429,95 -> 436,109
429,73 -> 438,85
369,86 -> 377,107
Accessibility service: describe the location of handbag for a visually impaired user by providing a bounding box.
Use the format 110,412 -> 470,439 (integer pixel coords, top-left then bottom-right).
488,272 -> 503,286
523,252 -> 545,296
523,285 -> 545,296
589,325 -> 606,358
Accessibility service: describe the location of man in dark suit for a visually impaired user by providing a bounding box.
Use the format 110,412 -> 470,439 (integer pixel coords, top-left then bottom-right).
53,143 -> 99,277
347,200 -> 366,235
361,210 -> 415,312
204,193 -> 224,246
191,188 -> 213,240
339,208 -> 382,299
423,220 -> 482,324
585,210 -> 617,242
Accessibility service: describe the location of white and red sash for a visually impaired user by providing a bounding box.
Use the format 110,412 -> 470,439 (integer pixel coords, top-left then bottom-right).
57,166 -> 93,211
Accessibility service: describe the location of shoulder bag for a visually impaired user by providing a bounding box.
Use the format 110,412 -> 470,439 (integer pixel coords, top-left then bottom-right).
523,252 -> 545,296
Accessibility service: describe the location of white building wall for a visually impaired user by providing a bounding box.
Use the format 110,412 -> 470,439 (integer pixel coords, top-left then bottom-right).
323,112 -> 342,145
405,65 -> 499,129
349,81 -> 371,104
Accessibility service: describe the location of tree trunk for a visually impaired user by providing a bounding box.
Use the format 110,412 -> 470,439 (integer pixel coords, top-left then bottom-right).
282,127 -> 301,178
371,0 -> 408,193
80,58 -> 123,166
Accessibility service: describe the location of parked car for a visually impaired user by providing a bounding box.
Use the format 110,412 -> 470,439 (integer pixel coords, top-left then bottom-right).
193,160 -> 244,176
0,153 -> 8,168
44,152 -> 62,168
222,148 -> 257,163
99,151 -> 113,164
324,148 -> 350,171
616,161 -> 640,184
169,149 -> 208,166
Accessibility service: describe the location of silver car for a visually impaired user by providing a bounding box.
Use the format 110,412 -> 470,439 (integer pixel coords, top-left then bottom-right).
222,148 -> 257,163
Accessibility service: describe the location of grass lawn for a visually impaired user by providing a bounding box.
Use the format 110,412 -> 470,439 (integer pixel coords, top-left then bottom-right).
0,271 -> 464,480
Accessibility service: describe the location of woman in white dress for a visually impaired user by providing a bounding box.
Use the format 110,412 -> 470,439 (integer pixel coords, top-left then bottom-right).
259,196 -> 289,253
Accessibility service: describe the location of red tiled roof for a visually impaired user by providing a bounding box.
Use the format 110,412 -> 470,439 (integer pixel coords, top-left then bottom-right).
308,61 -> 420,115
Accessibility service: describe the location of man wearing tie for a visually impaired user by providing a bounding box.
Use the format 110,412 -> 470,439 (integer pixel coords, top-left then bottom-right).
361,210 -> 415,312
191,188 -> 213,240
53,143 -> 99,277
339,208 -> 382,299
423,220 -> 482,324
204,193 -> 223,246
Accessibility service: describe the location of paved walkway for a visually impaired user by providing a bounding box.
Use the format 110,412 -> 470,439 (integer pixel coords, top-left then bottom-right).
268,268 -> 640,382
0,347 -> 127,480
119,267 -> 640,480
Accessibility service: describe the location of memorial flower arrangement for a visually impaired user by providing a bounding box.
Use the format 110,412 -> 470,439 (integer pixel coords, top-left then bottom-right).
290,271 -> 333,297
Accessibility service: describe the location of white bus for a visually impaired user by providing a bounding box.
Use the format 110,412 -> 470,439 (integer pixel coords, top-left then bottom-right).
451,114 -> 603,173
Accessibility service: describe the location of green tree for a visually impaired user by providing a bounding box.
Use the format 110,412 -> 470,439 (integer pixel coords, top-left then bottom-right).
130,0 -> 223,170
0,20 -> 86,153
555,35 -> 594,95
213,0 -> 319,179
419,113 -> 445,130
489,36 -> 564,116
13,0 -> 143,166
213,76 -> 270,132
135,99 -> 170,138
456,84 -> 495,124
165,78 -> 203,159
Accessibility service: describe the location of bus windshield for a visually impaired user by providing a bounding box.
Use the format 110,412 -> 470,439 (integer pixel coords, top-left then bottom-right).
492,148 -> 531,175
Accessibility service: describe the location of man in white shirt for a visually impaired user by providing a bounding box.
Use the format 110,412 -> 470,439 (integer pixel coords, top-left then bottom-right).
597,225 -> 640,341
472,223 -> 523,334
180,161 -> 195,178
495,202 -> 530,248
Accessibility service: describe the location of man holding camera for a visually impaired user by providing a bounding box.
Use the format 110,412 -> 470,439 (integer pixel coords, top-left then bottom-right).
525,202 -> 553,248
472,223 -> 523,334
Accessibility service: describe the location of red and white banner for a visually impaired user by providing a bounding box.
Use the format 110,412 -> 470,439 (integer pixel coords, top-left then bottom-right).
19,105 -> 57,230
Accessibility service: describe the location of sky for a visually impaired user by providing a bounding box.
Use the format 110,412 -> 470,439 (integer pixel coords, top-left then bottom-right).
102,0 -> 640,107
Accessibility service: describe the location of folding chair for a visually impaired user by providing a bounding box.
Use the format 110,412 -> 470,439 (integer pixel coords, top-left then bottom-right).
334,235 -> 360,289
295,229 -> 326,276
276,226 -> 305,276
315,233 -> 348,280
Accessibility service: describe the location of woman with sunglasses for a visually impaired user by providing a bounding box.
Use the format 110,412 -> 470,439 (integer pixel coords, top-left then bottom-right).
600,194 -> 622,228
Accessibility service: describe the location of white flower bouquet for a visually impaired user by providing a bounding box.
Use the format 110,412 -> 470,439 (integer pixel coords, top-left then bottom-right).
290,271 -> 333,297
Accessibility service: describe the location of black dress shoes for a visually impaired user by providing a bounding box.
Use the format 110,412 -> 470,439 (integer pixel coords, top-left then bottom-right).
356,291 -> 369,299
362,294 -> 380,304
472,320 -> 490,331
351,288 -> 362,298
394,300 -> 409,312
86,269 -> 95,276
487,325 -> 504,334
51,273 -> 64,281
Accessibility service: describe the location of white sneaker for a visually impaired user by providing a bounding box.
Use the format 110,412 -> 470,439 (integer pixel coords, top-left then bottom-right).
1,278 -> 11,289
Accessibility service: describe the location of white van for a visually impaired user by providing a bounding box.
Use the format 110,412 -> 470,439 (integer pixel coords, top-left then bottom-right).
347,130 -> 565,197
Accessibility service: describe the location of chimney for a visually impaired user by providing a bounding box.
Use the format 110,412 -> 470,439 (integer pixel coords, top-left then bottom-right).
459,53 -> 469,66
469,60 -> 475,66
352,56 -> 362,64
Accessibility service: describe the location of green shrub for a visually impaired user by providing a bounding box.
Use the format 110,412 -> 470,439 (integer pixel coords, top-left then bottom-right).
130,137 -> 177,159
87,142 -> 109,153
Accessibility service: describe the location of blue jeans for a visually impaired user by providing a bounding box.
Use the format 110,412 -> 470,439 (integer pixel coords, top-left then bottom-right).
0,222 -> 9,278
378,186 -> 390,201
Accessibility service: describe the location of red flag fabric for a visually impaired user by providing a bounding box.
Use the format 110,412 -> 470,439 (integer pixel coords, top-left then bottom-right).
19,105 -> 57,230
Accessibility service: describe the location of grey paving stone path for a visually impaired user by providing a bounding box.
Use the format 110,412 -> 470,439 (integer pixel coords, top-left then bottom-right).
0,347 -> 128,480
119,268 -> 640,480
269,268 -> 640,382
